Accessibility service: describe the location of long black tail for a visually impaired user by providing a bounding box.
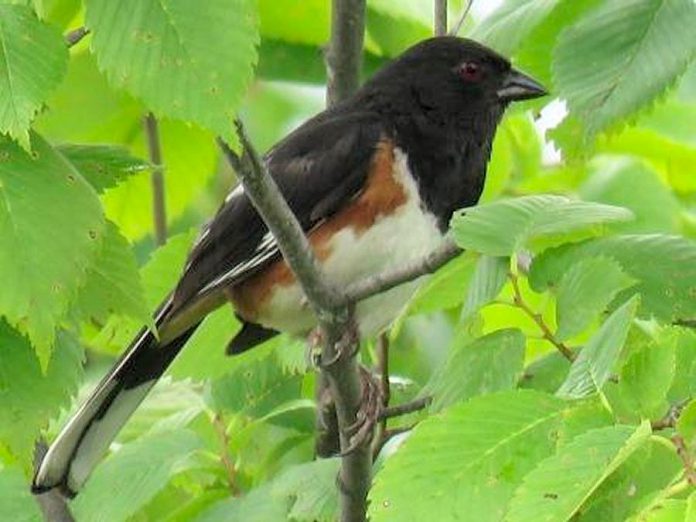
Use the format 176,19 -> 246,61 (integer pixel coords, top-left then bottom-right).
32,301 -> 200,497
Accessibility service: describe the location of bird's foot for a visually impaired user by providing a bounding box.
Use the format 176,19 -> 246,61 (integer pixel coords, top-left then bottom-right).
340,365 -> 384,456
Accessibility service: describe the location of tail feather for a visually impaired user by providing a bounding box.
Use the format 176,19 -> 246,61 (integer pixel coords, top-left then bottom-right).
32,302 -> 200,496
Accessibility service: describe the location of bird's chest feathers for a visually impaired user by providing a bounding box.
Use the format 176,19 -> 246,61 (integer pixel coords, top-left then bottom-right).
231,145 -> 443,335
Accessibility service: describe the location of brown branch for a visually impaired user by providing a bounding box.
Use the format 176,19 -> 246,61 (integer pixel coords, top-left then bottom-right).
33,440 -> 75,522
509,271 -> 576,362
434,0 -> 447,36
218,119 -> 370,522
345,239 -> 461,303
380,396 -> 432,420
65,27 -> 89,48
144,113 -> 167,246
212,413 -> 238,494
672,435 -> 696,486
326,0 -> 366,107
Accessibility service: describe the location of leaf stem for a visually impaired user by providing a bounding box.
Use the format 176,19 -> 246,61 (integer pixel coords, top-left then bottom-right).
65,27 -> 89,48
508,270 -> 576,361
212,413 -> 238,495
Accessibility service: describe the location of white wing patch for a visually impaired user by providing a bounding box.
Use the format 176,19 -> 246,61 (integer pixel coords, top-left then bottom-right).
198,231 -> 278,294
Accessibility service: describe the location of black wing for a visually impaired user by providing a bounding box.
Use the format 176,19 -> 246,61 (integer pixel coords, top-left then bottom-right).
170,110 -> 384,314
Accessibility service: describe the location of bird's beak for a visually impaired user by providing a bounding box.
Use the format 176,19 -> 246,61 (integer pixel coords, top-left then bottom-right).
497,68 -> 547,102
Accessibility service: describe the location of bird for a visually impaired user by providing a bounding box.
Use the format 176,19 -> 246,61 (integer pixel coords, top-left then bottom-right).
32,36 -> 546,496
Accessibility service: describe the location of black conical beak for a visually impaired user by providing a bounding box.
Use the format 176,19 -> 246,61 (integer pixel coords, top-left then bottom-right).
497,68 -> 547,102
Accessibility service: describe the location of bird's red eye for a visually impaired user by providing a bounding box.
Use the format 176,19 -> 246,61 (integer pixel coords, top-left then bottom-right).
458,61 -> 482,82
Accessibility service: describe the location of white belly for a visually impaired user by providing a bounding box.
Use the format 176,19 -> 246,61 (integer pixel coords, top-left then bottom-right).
257,148 -> 444,337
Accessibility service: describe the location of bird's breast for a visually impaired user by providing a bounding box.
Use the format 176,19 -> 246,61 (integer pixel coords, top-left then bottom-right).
227,143 -> 444,337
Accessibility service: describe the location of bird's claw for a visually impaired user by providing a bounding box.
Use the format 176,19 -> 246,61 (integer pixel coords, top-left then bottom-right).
340,365 -> 384,456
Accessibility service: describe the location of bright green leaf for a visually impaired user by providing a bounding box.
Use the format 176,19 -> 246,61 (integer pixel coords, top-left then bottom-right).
72,429 -> 204,522
0,4 -> 68,148
427,329 -> 525,411
618,337 -> 676,419
530,235 -> 696,324
406,253 -> 476,315
677,400 -> 696,447
668,327 -> 696,402
505,422 -> 651,522
85,0 -> 259,142
58,144 -> 150,194
555,256 -> 635,341
450,195 -> 633,257
207,353 -> 303,420
0,133 -> 104,367
74,220 -> 151,327
369,390 -> 571,522
0,321 -> 83,464
258,0 -> 328,46
461,256 -> 509,321
553,0 -> 696,136
271,458 -> 340,522
194,482 -> 288,522
557,295 -> 639,399
0,466 -> 42,521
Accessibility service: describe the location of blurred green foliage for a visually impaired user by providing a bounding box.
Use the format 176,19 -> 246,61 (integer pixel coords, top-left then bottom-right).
1,0 -> 696,521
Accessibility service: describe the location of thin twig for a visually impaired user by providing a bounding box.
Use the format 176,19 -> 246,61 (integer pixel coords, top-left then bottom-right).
672,435 -> 696,485
508,271 -> 576,361
379,396 -> 432,420
33,440 -> 76,522
212,413 -> 238,494
345,239 -> 461,304
144,113 -> 167,246
434,0 -> 447,36
65,27 -> 89,48
218,119 -> 370,522
325,0 -> 367,107
449,0 -> 474,37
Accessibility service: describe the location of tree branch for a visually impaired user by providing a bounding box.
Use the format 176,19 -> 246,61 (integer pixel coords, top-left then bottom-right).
33,440 -> 75,522
144,113 -> 167,246
218,119 -> 370,522
345,239 -> 461,303
434,0 -> 448,36
65,27 -> 89,48
325,0 -> 366,107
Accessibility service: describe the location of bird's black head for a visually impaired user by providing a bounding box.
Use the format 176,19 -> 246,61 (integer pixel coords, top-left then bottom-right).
356,36 -> 547,127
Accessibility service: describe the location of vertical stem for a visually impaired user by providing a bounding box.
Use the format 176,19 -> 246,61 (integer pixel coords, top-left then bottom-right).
325,0 -> 366,108
434,0 -> 448,36
144,113 -> 167,246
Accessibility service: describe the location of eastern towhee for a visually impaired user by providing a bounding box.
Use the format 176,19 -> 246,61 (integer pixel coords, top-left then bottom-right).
33,36 -> 546,495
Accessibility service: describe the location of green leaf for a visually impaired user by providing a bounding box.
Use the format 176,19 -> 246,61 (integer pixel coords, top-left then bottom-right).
450,195 -> 633,257
555,256 -> 635,341
369,390 -> 571,522
520,351 -> 572,393
530,235 -> 696,324
194,482 -> 289,522
505,422 -> 651,522
677,401 -> 696,453
259,0 -> 328,46
0,4 -> 68,148
427,329 -> 525,412
406,254 -> 476,315
58,144 -> 150,193
579,159 -> 681,234
74,220 -> 151,327
553,0 -> 696,136
85,0 -> 259,142
667,327 -> 696,402
461,256 -> 509,320
0,321 -> 83,464
0,466 -> 42,521
72,429 -> 204,522
102,119 -> 218,241
617,337 -> 676,419
557,295 -> 639,399
0,133 -> 104,367
469,0 -> 561,57
271,458 -> 340,522
207,353 -> 303,421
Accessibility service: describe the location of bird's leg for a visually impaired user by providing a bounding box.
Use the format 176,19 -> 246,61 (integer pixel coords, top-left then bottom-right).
340,365 -> 384,456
